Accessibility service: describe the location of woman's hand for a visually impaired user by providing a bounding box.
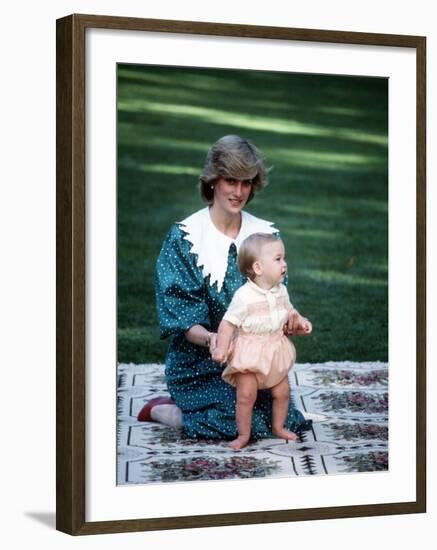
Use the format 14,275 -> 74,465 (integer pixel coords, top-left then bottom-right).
184,325 -> 220,350
208,332 -> 217,355
210,334 -> 235,365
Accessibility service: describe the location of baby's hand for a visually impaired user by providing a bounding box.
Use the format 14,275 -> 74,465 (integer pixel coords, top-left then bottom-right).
299,318 -> 312,335
212,348 -> 228,364
285,310 -> 312,336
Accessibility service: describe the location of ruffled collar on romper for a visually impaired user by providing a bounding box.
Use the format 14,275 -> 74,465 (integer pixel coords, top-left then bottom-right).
246,278 -> 282,296
177,207 -> 277,292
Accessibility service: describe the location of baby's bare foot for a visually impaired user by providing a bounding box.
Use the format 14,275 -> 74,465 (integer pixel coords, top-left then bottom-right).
272,427 -> 298,441
229,435 -> 250,450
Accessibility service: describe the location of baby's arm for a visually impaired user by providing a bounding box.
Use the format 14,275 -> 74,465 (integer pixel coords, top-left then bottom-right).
212,287 -> 247,363
283,285 -> 312,335
212,320 -> 236,364
288,309 -> 312,335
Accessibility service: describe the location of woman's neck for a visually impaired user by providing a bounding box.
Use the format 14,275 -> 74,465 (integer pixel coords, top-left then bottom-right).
208,204 -> 242,239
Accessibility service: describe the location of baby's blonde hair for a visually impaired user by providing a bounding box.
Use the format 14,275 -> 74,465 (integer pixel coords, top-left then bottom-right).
238,232 -> 281,280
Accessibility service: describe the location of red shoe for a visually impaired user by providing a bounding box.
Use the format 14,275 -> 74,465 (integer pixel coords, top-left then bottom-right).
137,396 -> 175,422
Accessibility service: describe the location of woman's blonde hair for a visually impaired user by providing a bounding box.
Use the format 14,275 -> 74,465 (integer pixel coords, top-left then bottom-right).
238,232 -> 281,280
199,135 -> 271,204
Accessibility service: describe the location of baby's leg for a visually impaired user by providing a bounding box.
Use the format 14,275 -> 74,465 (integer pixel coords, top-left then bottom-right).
230,373 -> 258,450
271,377 -> 298,441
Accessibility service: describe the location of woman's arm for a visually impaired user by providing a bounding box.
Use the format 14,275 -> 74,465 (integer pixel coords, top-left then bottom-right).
156,224 -> 211,341
184,324 -> 214,348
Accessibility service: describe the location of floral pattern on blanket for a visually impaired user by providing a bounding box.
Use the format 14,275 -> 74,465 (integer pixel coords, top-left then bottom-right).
117,361 -> 389,484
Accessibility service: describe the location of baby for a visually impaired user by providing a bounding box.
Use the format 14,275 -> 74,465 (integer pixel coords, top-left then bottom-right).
212,233 -> 312,450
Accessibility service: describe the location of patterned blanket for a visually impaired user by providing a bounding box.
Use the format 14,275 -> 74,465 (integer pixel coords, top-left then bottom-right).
117,361 -> 388,484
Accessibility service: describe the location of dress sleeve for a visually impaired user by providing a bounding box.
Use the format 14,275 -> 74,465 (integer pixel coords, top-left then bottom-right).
155,224 -> 210,339
222,288 -> 248,328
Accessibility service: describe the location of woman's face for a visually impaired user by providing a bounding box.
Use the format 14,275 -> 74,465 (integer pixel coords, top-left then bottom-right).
212,177 -> 252,216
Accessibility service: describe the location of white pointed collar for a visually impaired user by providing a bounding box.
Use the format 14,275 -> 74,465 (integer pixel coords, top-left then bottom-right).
247,278 -> 282,295
177,207 -> 278,291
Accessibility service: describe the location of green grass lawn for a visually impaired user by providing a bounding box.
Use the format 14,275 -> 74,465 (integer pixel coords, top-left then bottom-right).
117,65 -> 388,364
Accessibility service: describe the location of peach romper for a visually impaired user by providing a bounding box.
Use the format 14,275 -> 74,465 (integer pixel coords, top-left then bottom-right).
221,279 -> 296,390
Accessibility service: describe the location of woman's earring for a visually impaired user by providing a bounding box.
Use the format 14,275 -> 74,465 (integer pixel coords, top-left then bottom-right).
210,185 -> 214,189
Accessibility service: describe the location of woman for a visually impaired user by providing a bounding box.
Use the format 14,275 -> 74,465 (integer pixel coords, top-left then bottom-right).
138,135 -> 312,440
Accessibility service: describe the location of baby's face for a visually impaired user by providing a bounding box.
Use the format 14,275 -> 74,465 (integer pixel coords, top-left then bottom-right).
257,240 -> 287,286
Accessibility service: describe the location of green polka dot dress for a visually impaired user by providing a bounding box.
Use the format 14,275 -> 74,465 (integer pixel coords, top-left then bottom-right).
156,211 -> 311,440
